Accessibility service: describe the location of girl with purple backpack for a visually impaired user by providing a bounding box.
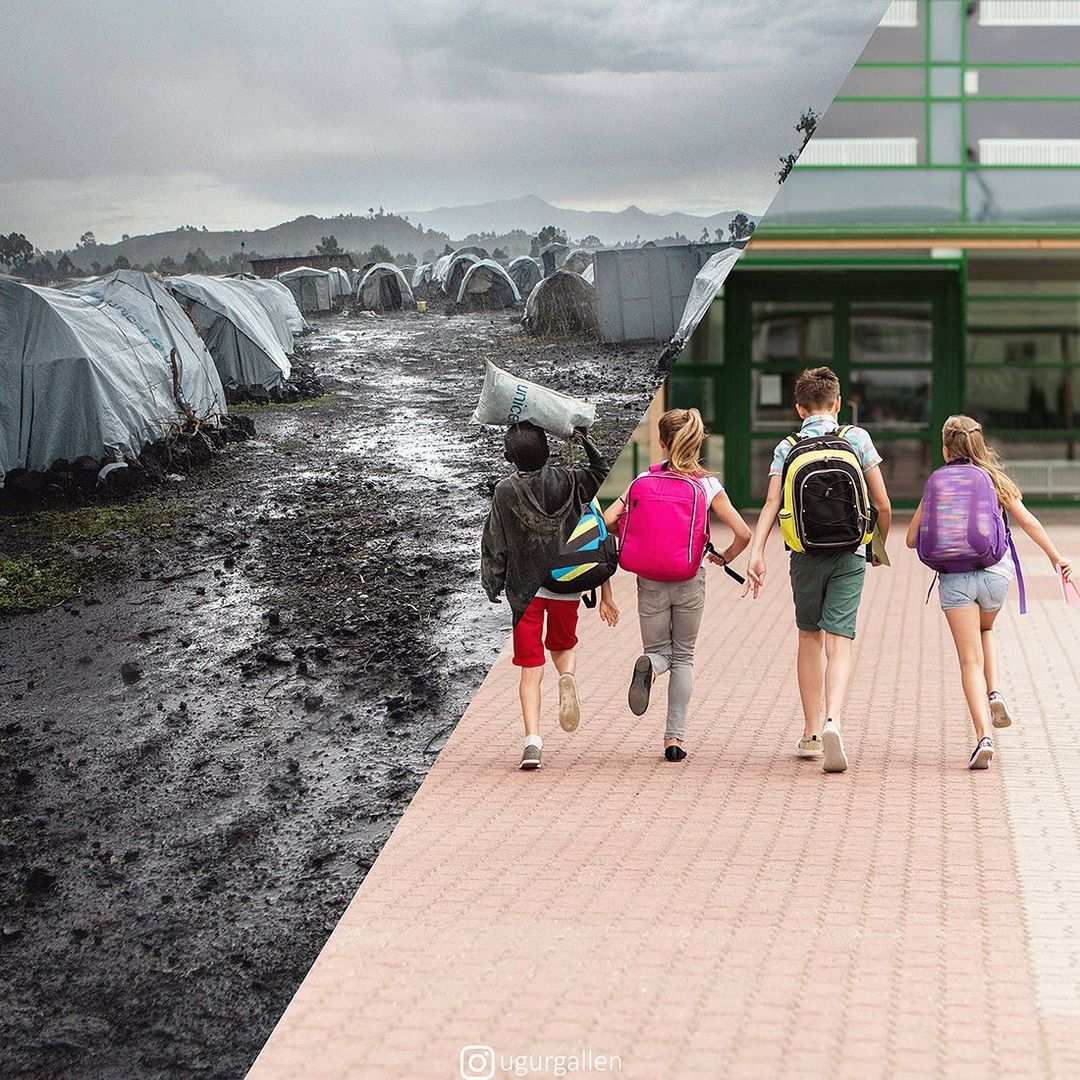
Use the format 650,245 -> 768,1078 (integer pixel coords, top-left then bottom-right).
907,415 -> 1073,770
604,408 -> 750,761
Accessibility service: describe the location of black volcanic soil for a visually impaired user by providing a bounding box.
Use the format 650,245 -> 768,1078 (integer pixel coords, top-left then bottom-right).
0,310 -> 659,1079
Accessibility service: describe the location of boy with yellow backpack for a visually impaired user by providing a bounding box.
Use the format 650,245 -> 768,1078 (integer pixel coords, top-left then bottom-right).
743,367 -> 892,773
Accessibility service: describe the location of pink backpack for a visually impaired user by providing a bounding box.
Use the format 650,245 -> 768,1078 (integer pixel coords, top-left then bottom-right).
618,464 -> 711,581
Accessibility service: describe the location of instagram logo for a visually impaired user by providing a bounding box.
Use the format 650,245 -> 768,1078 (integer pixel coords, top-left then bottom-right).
459,1044 -> 496,1079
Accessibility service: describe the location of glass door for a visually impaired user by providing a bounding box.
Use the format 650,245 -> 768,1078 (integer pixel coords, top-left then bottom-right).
723,268 -> 962,507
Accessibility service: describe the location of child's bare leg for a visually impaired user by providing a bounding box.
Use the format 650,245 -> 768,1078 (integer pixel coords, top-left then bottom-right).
823,632 -> 853,721
980,608 -> 1000,694
549,649 -> 576,677
519,666 -> 544,737
797,630 -> 825,737
944,606 -> 990,740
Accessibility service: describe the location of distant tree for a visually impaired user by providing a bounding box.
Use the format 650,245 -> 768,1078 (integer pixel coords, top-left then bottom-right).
0,231 -> 35,271
77,230 -> 97,249
580,235 -> 601,247
367,243 -> 392,264
700,227 -> 710,242
529,236 -> 540,258
443,243 -> 454,255
778,107 -> 820,184
158,256 -> 179,274
56,253 -> 76,278
316,234 -> 342,255
491,247 -> 507,261
111,255 -> 131,270
122,233 -> 130,241
537,225 -> 568,247
728,213 -> 756,241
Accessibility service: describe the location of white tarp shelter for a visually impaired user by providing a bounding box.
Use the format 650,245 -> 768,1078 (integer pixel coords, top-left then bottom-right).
356,263 -> 415,311
0,276 -> 225,482
507,256 -> 543,298
443,252 -> 479,298
229,277 -> 303,353
167,275 -> 292,390
456,260 -> 521,310
411,263 -> 431,290
277,266 -> 332,314
668,248 -> 742,353
328,267 -> 352,304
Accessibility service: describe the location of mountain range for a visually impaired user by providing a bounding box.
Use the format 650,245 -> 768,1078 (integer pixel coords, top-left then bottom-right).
404,194 -> 748,246
55,197 -> 753,270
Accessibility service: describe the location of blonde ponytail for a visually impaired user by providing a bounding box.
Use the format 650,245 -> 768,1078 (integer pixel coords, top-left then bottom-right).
658,408 -> 709,475
942,415 -> 1021,508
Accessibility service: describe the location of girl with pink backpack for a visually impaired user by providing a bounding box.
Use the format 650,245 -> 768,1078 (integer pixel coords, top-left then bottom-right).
906,415 -> 1073,770
604,409 -> 750,761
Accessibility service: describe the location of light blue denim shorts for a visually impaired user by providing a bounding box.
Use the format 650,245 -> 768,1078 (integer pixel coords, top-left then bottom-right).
938,570 -> 1010,612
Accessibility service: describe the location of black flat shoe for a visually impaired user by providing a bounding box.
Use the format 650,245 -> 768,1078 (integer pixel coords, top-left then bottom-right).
664,745 -> 687,762
628,655 -> 653,716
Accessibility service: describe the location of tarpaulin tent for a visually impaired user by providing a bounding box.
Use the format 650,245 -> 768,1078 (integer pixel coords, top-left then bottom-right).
411,263 -> 431,290
665,247 -> 742,360
228,277 -> 303,353
356,263 -> 415,311
540,242 -> 570,268
277,266 -> 332,314
442,252 -> 479,298
582,263 -> 595,284
328,267 -> 352,304
456,260 -> 521,310
524,270 -> 597,336
0,276 -> 225,483
562,248 -> 595,275
507,256 -> 543,298
431,254 -> 453,285
453,245 -> 489,260
167,275 -> 291,390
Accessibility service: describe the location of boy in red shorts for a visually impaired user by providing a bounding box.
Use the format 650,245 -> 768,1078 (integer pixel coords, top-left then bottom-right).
482,422 -> 619,769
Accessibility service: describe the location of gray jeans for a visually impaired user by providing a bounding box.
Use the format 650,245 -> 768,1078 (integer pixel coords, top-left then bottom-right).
636,569 -> 707,740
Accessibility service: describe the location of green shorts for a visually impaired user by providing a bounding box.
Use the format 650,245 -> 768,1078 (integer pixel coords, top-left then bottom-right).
789,551 -> 867,639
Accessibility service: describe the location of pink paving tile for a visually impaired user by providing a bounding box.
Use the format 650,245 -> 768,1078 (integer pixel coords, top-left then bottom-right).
249,516 -> 1080,1079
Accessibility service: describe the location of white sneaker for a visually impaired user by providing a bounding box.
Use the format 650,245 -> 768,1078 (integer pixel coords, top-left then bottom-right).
989,693 -> 1014,729
821,718 -> 848,773
558,673 -> 581,732
969,737 -> 994,770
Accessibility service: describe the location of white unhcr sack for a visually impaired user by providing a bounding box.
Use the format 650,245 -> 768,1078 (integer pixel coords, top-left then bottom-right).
470,361 -> 596,439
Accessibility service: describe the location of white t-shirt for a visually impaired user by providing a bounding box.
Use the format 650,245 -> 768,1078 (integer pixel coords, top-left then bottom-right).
627,470 -> 724,505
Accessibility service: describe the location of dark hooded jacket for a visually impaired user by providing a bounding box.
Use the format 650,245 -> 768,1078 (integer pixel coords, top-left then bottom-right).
481,435 -> 608,623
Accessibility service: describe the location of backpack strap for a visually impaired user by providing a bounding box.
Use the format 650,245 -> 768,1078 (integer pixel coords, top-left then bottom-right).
925,573 -> 939,606
785,432 -> 799,447
1004,512 -> 1027,615
704,541 -> 746,585
839,424 -> 852,438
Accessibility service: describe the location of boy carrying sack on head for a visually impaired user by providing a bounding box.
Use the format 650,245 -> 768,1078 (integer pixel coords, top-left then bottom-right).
481,421 -> 619,771
743,367 -> 892,773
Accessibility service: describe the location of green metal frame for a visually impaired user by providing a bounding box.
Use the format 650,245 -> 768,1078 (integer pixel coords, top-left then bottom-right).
707,266 -> 963,509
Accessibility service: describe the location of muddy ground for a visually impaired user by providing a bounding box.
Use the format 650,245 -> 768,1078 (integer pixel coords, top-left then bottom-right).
0,310 -> 659,1079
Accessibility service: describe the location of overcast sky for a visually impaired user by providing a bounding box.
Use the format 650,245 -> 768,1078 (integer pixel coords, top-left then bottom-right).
1,0 -> 890,250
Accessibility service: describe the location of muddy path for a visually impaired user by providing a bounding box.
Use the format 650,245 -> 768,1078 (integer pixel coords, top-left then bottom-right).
0,311 -> 658,1079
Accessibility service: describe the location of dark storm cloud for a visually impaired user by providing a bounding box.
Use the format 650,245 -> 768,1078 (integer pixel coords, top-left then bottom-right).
0,0 -> 891,248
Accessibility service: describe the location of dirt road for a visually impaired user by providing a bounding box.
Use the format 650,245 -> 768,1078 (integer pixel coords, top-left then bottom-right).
0,310 -> 657,1078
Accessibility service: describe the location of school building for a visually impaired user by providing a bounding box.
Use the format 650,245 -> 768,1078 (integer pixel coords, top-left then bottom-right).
607,0 -> 1080,507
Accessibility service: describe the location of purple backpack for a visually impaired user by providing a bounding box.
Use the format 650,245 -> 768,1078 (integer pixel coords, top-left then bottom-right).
916,459 -> 1026,612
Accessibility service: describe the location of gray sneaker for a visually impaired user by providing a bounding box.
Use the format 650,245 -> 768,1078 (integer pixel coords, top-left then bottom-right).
821,718 -> 848,774
797,735 -> 823,759
989,693 -> 1014,729
519,741 -> 542,770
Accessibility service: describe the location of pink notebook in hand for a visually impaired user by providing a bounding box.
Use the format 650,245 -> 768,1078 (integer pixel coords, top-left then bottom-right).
1060,566 -> 1080,607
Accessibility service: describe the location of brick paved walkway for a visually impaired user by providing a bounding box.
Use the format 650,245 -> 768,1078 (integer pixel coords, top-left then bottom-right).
250,516 -> 1080,1079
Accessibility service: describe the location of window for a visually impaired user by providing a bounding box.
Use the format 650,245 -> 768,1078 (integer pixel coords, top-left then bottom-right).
966,171 -> 1080,223
770,170 -> 963,225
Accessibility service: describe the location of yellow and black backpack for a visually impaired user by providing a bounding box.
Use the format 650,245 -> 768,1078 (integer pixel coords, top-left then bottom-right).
778,427 -> 874,555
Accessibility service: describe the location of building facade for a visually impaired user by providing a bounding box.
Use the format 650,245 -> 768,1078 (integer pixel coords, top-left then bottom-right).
610,0 -> 1080,506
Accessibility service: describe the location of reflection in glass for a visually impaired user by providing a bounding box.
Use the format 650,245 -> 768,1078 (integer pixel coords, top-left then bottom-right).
874,439 -> 934,501
670,374 -> 717,426
751,302 -> 834,365
967,170 -> 1080,224
930,102 -> 963,165
930,0 -> 963,61
968,23 -> 1080,64
967,366 -> 1079,430
770,170 -> 962,224
849,369 -> 933,430
850,303 -> 933,364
